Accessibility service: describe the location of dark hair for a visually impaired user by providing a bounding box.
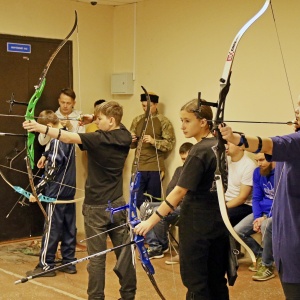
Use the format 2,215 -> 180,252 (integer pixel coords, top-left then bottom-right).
94,101 -> 123,125
181,99 -> 213,129
94,99 -> 106,108
38,110 -> 59,126
179,142 -> 193,154
60,88 -> 76,100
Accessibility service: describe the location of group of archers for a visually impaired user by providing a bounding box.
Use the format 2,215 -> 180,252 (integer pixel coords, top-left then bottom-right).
22,86 -> 300,300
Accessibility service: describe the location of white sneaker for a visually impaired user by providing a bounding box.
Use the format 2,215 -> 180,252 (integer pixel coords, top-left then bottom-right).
165,254 -> 180,265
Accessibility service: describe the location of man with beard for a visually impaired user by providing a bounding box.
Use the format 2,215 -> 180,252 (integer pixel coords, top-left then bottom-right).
234,153 -> 275,281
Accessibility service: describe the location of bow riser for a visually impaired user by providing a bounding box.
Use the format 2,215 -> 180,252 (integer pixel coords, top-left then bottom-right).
106,86 -> 165,299
25,79 -> 46,168
211,0 -> 271,268
23,11 -> 78,222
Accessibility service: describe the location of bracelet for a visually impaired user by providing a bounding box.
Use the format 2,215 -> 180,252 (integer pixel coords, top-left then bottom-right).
57,129 -> 62,140
155,210 -> 165,220
235,131 -> 245,146
236,133 -> 249,148
253,136 -> 262,153
237,134 -> 244,146
164,199 -> 175,211
243,135 -> 249,148
44,126 -> 49,137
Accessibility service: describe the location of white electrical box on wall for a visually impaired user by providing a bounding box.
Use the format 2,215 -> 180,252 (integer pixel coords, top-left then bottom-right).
111,73 -> 134,94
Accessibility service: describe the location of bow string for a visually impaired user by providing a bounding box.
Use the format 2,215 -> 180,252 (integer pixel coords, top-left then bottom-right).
131,86 -> 165,299
25,11 -> 78,168
107,86 -> 165,299
197,0 -> 271,268
22,11 -> 78,223
214,0 -> 271,266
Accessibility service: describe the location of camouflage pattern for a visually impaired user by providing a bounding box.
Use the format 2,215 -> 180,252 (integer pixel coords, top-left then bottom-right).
130,111 -> 175,172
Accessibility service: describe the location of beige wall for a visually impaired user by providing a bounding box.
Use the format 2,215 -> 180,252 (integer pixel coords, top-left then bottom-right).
1,0 -> 300,234
113,0 -> 300,200
0,0 -> 115,234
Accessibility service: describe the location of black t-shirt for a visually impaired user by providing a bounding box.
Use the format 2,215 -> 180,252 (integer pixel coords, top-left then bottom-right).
166,166 -> 183,196
78,124 -> 132,205
177,137 -> 217,203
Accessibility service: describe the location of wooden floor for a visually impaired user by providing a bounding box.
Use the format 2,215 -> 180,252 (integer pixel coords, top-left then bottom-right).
0,237 -> 285,300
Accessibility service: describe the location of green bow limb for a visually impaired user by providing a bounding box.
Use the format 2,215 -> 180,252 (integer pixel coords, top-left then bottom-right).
25,79 -> 46,169
24,11 -> 78,169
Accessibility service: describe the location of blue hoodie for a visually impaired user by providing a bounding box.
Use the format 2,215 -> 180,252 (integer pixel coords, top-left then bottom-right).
252,166 -> 274,219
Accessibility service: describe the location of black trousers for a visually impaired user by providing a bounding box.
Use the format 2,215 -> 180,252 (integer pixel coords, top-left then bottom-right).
227,204 -> 252,227
39,202 -> 76,269
179,200 -> 229,300
279,262 -> 300,300
136,171 -> 161,208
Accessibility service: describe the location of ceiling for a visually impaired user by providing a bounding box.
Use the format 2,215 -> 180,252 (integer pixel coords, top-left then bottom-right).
73,0 -> 144,6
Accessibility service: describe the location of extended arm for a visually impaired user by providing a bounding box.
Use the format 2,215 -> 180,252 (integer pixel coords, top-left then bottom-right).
23,120 -> 82,144
219,125 -> 273,155
135,185 -> 187,236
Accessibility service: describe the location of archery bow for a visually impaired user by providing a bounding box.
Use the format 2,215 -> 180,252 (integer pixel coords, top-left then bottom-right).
25,11 -> 78,169
107,86 -> 165,299
22,11 -> 78,222
130,87 -> 165,299
0,169 -> 55,203
0,168 -> 83,205
207,0 -> 271,266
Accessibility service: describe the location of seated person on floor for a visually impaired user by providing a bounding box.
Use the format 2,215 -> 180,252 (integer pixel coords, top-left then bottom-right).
140,142 -> 193,260
225,142 -> 256,226
234,153 -> 275,281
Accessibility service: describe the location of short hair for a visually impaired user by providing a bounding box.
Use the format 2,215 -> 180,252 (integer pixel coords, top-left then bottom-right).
181,99 -> 213,129
94,101 -> 123,125
94,99 -> 106,108
179,142 -> 193,154
38,110 -> 59,126
60,88 -> 76,100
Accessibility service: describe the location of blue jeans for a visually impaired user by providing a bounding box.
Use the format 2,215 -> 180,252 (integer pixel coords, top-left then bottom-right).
234,213 -> 262,256
82,197 -> 136,300
140,202 -> 180,252
234,213 -> 273,265
261,218 -> 273,266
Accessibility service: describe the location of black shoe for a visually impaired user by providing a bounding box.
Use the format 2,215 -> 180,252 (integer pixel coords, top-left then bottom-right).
59,265 -> 77,274
26,266 -> 56,277
147,248 -> 164,259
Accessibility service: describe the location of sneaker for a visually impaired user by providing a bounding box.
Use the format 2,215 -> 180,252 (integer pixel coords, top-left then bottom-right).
248,257 -> 262,272
147,248 -> 164,259
252,265 -> 275,281
26,266 -> 56,277
165,254 -> 180,265
162,246 -> 169,254
59,265 -> 77,274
